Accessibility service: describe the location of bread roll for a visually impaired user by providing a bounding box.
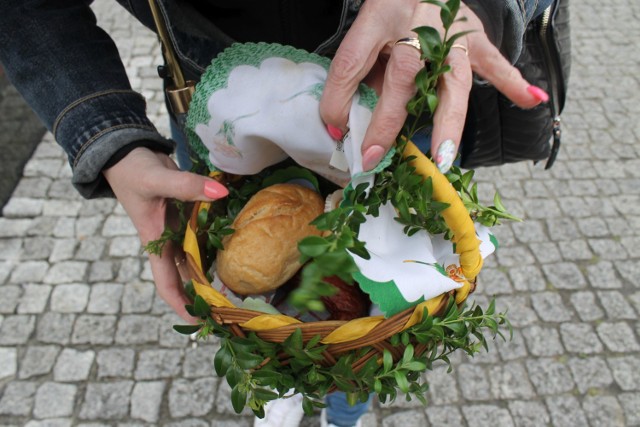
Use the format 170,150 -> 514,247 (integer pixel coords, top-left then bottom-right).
217,183 -> 325,295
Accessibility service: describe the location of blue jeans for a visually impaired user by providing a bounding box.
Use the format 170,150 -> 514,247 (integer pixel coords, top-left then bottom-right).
325,392 -> 373,427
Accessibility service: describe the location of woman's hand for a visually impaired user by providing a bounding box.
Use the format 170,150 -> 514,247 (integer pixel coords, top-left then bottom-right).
103,147 -> 228,322
320,0 -> 548,172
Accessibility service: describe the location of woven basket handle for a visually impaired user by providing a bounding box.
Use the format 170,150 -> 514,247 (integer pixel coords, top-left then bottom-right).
402,141 -> 483,283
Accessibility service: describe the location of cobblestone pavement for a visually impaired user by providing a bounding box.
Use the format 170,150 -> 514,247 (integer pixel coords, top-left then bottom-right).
1,0 -> 639,426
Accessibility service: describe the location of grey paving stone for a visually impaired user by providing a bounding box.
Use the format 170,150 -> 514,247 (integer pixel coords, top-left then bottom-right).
630,292 -> 640,316
0,237 -> 22,260
475,268 -> 513,295
12,177 -> 52,198
80,198 -> 117,216
381,410 -> 429,427
36,312 -> 75,344
511,221 -> 548,243
568,356 -> 614,394
495,246 -> 535,267
507,400 -> 550,427
121,281 -> 155,313
159,313 -> 190,347
25,420 -> 73,427
570,291 -> 605,322
50,283 -> 90,312
22,237 -> 55,260
587,261 -> 623,289
588,238 -> 629,260
33,382 -> 77,419
583,394 -> 626,427
17,283 -> 52,314
71,314 -> 117,345
76,215 -> 105,238
495,328 -> 528,361
79,381 -> 134,420
19,345 -> 60,379
0,314 -> 36,344
54,348 -> 95,381
115,314 -> 160,345
520,198 -> 562,219
134,349 -> 183,380
42,200 -> 82,217
183,345 -> 218,379
0,347 -> 17,379
116,258 -> 142,282
545,395 -> 588,427
75,237 -> 107,261
559,239 -> 594,261
10,260 -> 49,284
608,356 -> 640,391
597,290 -> 637,320
526,357 -> 575,395
89,260 -> 116,282
0,261 -> 12,284
0,218 -> 32,237
102,216 -> 138,236
559,322 -> 604,355
169,378 -> 218,417
508,266 -> 546,292
53,218 -> 76,238
2,198 -> 44,218
424,405 -> 464,427
87,283 -> 124,314
130,381 -> 165,423
461,404 -> 514,427
44,260 -> 88,284
22,158 -> 65,179
530,291 -> 572,322
576,217 -> 610,238
47,179 -> 79,200
164,420 -> 210,427
457,364 -> 491,401
614,259 -> 640,286
423,365 -> 459,405
96,348 -> 135,378
26,217 -> 57,237
49,238 -> 77,262
494,296 -> 538,327
521,325 -> 564,357
488,362 -> 535,399
108,236 -> 141,257
542,262 -> 587,289
596,322 -> 640,352
0,381 -> 37,416
618,392 -> 640,426
0,285 -> 21,313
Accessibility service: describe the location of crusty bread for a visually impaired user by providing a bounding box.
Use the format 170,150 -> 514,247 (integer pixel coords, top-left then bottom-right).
216,183 -> 325,295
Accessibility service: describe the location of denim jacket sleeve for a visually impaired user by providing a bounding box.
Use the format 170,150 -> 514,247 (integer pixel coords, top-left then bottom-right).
464,0 -> 554,62
0,0 -> 174,199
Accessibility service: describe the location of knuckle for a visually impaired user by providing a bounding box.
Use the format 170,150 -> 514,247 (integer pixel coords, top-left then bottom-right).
388,53 -> 423,88
328,50 -> 364,85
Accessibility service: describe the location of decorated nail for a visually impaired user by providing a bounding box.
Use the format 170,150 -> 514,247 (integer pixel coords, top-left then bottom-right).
204,180 -> 229,199
326,124 -> 344,141
436,139 -> 456,173
527,85 -> 549,103
362,145 -> 386,171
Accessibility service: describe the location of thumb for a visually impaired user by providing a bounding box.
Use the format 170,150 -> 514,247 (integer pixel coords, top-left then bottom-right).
147,168 -> 229,202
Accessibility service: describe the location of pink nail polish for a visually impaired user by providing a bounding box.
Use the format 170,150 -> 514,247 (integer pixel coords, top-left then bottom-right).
326,124 -> 344,140
527,85 -> 549,103
204,181 -> 228,199
362,145 -> 386,171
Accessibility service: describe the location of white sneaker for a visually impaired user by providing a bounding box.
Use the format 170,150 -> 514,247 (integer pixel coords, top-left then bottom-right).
320,408 -> 362,427
253,392 -> 304,427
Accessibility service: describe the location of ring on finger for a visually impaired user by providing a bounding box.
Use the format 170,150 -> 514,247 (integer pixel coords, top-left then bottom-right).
450,44 -> 469,56
394,37 -> 421,53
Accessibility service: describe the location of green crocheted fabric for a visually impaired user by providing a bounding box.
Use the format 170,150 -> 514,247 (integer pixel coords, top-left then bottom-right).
186,42 -> 379,171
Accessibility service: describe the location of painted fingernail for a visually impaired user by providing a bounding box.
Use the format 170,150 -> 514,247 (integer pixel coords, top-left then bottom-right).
326,124 -> 344,141
436,139 -> 456,173
527,85 -> 549,103
362,145 -> 386,171
204,180 -> 229,199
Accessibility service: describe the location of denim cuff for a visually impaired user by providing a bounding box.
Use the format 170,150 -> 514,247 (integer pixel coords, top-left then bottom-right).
53,90 -> 174,198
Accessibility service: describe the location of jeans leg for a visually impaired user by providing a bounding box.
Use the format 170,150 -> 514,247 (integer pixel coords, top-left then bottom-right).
169,115 -> 193,171
325,392 -> 372,427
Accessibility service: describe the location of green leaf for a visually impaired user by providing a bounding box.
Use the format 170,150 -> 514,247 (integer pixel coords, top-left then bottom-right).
214,346 -> 232,376
231,385 -> 247,413
298,236 -> 331,257
193,295 -> 210,318
235,351 -> 264,370
253,388 -> 279,401
402,344 -> 415,364
394,370 -> 410,393
302,397 -> 314,416
173,324 -> 201,335
197,208 -> 208,229
405,361 -> 428,371
383,349 -> 393,373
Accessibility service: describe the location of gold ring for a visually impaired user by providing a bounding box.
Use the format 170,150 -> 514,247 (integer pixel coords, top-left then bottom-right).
394,37 -> 421,53
450,44 -> 469,56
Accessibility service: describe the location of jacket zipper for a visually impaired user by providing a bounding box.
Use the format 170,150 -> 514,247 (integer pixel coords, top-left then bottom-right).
539,3 -> 563,169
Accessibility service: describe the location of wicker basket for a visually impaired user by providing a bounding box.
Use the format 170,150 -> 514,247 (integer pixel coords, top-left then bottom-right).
177,141 -> 489,411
